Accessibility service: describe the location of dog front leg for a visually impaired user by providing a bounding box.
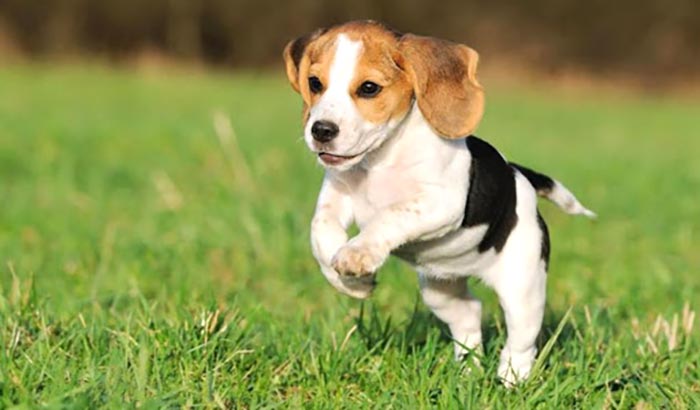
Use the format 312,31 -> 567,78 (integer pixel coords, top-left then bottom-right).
310,178 -> 375,299
332,195 -> 463,277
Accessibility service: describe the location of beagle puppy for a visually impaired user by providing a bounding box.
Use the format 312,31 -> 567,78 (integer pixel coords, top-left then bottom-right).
283,20 -> 594,385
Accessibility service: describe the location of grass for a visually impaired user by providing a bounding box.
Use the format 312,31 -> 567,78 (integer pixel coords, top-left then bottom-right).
0,63 -> 698,408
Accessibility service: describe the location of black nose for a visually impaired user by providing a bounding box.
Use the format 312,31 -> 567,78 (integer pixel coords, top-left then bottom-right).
311,120 -> 339,143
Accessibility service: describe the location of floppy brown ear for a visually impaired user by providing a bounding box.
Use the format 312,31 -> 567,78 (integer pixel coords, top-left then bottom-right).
398,34 -> 484,139
283,29 -> 325,93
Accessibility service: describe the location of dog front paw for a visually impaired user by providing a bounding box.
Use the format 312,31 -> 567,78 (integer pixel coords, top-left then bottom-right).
319,264 -> 377,299
332,243 -> 386,277
337,275 -> 377,299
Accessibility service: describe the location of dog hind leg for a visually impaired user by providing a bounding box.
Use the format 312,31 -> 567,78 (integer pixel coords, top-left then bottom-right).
492,258 -> 547,386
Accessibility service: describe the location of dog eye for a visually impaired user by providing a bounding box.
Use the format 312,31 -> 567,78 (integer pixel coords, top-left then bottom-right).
308,76 -> 324,94
357,81 -> 382,98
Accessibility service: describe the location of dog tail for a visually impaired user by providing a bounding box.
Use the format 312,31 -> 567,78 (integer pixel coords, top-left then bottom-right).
511,163 -> 596,219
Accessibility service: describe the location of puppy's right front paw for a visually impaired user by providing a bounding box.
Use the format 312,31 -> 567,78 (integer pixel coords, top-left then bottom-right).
331,243 -> 385,278
320,265 -> 377,300
337,275 -> 377,299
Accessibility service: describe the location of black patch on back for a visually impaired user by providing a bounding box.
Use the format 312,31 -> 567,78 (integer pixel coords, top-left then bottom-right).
462,136 -> 518,253
537,211 -> 551,270
510,163 -> 555,194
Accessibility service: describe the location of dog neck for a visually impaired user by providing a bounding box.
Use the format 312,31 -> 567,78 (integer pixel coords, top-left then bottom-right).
360,103 -> 466,171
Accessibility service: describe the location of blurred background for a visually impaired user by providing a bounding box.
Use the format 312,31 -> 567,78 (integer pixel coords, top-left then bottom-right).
1,0 -> 700,85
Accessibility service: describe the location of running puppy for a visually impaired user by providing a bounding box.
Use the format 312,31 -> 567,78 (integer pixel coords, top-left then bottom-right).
283,20 -> 594,385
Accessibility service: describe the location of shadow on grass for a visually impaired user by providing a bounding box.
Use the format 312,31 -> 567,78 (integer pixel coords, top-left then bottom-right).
354,296 -> 451,356
538,307 -> 579,349
353,296 -> 580,367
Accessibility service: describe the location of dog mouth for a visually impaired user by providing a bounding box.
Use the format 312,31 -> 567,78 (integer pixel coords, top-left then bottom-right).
318,152 -> 361,166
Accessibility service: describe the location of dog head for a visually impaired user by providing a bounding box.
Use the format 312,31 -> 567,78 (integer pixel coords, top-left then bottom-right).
283,20 -> 484,171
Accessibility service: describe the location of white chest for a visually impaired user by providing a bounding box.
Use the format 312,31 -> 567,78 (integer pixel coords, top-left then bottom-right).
348,165 -> 424,228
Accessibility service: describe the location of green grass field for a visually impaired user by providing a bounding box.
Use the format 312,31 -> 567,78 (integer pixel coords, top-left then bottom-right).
0,64 -> 698,408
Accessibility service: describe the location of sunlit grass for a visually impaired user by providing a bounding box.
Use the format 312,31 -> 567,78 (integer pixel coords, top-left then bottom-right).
0,64 -> 698,408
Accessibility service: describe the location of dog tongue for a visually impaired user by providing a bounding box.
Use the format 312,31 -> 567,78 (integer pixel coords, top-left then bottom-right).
319,153 -> 349,165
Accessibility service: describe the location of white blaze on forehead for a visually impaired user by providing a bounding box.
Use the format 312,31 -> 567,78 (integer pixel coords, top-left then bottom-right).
308,34 -> 363,134
306,33 -> 377,161
326,34 -> 362,100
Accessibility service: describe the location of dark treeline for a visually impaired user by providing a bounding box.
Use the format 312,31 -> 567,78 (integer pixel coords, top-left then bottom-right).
1,0 -> 699,77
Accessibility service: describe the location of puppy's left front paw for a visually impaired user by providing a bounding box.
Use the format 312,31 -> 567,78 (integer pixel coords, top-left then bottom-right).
332,243 -> 386,277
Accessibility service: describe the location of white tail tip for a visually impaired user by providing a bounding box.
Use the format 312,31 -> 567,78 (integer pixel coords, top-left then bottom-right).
581,208 -> 597,219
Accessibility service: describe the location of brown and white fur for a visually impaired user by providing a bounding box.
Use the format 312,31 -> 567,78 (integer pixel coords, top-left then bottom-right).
283,20 -> 594,386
